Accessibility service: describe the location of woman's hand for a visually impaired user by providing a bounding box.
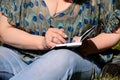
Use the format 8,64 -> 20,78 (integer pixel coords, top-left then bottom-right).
72,36 -> 80,42
45,28 -> 67,48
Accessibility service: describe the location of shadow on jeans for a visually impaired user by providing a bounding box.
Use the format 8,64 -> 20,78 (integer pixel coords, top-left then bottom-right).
0,72 -> 14,80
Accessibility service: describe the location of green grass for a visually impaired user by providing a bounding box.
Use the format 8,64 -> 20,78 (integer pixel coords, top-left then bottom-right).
112,41 -> 120,50
94,75 -> 119,80
93,73 -> 119,80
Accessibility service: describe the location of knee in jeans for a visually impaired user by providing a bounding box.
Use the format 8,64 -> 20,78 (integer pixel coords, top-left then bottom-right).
51,49 -> 81,66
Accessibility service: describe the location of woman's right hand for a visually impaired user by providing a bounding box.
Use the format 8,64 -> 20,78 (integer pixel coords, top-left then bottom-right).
45,28 -> 68,49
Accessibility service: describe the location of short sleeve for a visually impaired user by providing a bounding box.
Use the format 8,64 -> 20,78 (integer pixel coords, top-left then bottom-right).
104,9 -> 120,33
0,0 -> 22,27
100,0 -> 120,33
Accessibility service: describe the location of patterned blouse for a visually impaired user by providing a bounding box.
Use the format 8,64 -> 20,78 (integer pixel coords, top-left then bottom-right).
0,0 -> 120,64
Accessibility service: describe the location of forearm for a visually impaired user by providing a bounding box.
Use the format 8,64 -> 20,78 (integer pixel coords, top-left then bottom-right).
0,27 -> 46,50
79,30 -> 120,56
0,13 -> 46,50
92,33 -> 120,49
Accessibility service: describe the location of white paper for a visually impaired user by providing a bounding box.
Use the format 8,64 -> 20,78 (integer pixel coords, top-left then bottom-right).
55,41 -> 82,47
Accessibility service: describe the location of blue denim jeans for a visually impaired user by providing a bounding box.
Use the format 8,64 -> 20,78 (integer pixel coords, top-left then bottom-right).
0,46 -> 101,80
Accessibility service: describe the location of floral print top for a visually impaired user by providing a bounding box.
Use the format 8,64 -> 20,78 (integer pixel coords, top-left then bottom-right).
0,0 -> 120,64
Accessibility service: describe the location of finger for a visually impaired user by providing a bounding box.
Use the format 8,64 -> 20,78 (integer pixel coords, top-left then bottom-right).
72,36 -> 80,42
46,28 -> 66,43
51,32 -> 66,43
45,28 -> 67,48
45,37 -> 56,48
50,28 -> 67,38
52,37 -> 65,44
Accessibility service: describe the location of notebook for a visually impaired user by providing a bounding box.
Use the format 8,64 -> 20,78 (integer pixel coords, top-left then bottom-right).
53,26 -> 95,48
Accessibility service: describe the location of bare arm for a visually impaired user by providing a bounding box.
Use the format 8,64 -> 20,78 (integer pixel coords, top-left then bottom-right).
0,13 -> 47,50
91,30 -> 120,51
76,26 -> 120,56
0,13 -> 67,50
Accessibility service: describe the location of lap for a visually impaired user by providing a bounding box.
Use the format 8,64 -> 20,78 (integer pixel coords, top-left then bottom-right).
0,47 -> 101,80
0,46 -> 27,75
10,49 -> 101,80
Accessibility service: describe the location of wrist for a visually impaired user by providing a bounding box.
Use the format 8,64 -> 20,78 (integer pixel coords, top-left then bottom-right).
36,36 -> 49,50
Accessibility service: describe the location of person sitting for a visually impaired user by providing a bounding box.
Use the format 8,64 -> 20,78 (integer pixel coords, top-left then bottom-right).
0,0 -> 120,80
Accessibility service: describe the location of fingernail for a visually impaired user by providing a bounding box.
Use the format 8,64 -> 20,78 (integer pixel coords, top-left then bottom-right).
65,34 -> 68,38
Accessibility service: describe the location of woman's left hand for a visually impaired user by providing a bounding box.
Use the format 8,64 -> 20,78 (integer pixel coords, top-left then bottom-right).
72,36 -> 80,42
